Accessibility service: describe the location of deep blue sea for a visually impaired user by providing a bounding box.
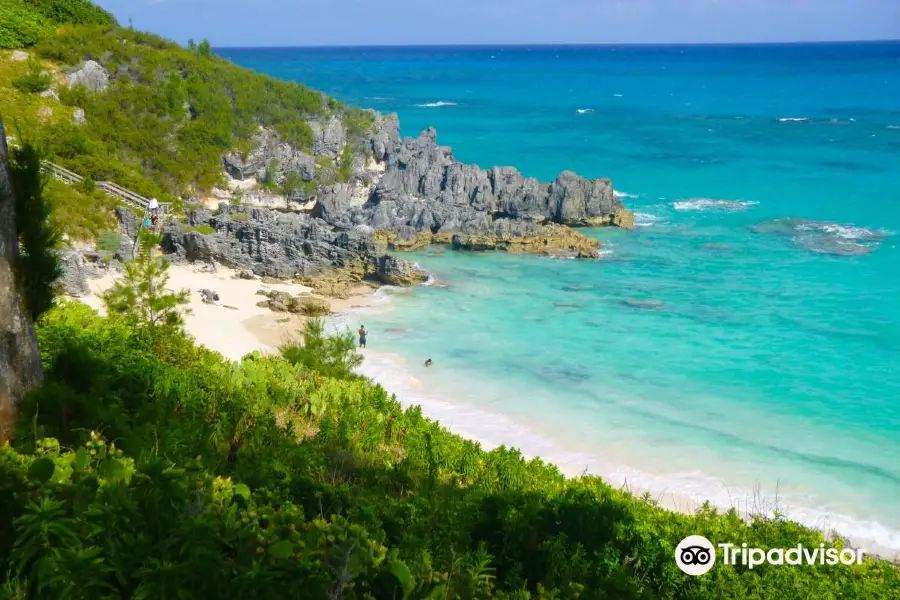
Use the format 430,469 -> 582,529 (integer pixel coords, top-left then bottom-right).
219,43 -> 900,550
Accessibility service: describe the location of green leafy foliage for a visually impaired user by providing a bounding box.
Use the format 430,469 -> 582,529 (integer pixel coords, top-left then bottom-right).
12,59 -> 51,93
95,230 -> 120,252
9,140 -> 62,320
101,234 -> 190,328
1,303 -> 896,598
0,0 -> 116,49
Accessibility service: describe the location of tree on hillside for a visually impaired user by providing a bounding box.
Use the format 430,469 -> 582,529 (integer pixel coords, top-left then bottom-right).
197,38 -> 212,58
102,231 -> 190,328
0,119 -> 42,443
9,140 -> 62,321
280,318 -> 362,380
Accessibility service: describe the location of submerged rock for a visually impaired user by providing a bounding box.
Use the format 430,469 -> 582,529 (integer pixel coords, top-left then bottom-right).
751,218 -> 888,256
622,298 -> 665,310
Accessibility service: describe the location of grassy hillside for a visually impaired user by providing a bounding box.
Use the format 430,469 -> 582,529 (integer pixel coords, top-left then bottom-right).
1,1 -> 374,240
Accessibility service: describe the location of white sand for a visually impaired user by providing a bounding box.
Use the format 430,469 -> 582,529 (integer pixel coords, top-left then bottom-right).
80,262 -> 378,360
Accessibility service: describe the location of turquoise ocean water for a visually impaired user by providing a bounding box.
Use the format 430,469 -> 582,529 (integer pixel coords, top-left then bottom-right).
219,44 -> 900,549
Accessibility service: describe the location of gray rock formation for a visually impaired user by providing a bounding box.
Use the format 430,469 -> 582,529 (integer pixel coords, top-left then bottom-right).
223,127 -> 316,182
10,50 -> 29,62
296,125 -> 632,239
73,108 -> 86,125
310,116 -> 346,157
67,60 -> 110,92
59,250 -> 92,297
161,205 -> 425,285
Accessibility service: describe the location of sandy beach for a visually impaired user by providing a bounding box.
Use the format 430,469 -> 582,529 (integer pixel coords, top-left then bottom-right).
79,262 -> 381,360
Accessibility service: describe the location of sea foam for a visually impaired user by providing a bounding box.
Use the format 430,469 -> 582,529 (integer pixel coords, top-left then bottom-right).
672,198 -> 759,211
576,108 -> 594,115
416,101 -> 458,107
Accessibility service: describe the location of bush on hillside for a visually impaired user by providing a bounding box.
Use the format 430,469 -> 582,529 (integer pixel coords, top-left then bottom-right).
0,0 -> 116,49
11,59 -> 51,93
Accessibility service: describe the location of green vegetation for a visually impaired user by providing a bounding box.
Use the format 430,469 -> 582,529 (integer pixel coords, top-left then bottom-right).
184,223 -> 216,235
227,211 -> 250,222
42,178 -> 118,239
0,0 -> 116,49
1,2 -> 376,245
338,143 -> 355,183
95,230 -> 121,252
9,140 -> 62,320
0,251 -> 898,597
11,59 -> 50,92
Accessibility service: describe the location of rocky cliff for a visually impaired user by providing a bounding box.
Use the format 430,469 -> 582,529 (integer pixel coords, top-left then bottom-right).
160,205 -> 426,297
224,114 -> 634,260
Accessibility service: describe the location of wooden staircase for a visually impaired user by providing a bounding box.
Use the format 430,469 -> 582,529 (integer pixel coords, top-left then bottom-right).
40,161 -> 174,262
40,161 -> 172,232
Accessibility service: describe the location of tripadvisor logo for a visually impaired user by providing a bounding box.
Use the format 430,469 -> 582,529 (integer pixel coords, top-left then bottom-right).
675,535 -> 865,576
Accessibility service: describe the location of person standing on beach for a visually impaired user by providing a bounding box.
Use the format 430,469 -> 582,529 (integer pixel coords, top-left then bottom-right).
358,325 -> 367,348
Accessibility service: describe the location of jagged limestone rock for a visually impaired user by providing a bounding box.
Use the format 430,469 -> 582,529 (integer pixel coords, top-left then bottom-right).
67,60 -> 110,92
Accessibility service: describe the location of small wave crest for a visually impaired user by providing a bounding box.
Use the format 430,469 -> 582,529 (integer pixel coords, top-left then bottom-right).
613,190 -> 637,199
634,212 -> 659,228
672,198 -> 758,212
778,117 -> 810,123
576,108 -> 594,115
416,101 -> 457,108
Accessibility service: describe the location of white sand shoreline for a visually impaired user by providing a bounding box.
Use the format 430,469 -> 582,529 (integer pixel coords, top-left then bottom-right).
73,261 -> 900,560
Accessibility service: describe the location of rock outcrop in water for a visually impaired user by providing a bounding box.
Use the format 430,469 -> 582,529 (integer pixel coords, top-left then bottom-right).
312,126 -> 633,257
223,116 -> 633,261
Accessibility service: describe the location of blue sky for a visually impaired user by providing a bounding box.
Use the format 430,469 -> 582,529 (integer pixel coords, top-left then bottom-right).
96,0 -> 900,47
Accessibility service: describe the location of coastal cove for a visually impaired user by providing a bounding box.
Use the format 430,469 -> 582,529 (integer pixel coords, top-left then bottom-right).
222,43 -> 900,555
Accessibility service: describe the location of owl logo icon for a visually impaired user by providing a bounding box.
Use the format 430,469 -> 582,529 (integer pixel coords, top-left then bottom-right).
675,535 -> 716,576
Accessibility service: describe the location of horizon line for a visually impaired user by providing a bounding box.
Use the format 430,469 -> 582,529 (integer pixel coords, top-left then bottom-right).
213,38 -> 900,50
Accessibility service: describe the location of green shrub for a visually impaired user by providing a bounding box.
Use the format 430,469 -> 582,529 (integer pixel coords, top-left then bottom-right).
185,224 -> 215,235
12,60 -> 51,93
95,229 -> 121,252
227,211 -> 249,222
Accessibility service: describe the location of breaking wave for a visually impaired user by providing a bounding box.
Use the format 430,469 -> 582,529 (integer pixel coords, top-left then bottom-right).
778,117 -> 810,123
672,198 -> 759,212
613,190 -> 636,199
633,212 -> 659,228
416,101 -> 457,108
576,108 -> 594,115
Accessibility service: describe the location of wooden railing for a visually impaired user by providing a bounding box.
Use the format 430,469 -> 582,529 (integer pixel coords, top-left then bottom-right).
40,160 -> 172,220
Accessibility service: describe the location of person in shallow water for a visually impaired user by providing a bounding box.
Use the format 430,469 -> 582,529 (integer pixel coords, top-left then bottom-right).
425,359 -> 433,367
358,325 -> 367,348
